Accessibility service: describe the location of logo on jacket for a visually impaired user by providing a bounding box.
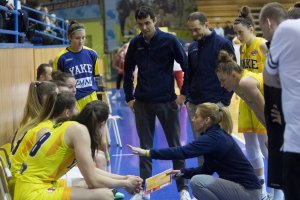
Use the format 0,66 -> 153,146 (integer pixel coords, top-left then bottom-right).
251,50 -> 258,56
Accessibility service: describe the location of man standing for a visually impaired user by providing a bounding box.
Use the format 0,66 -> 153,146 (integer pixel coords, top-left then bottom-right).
259,3 -> 288,199
261,8 -> 300,200
178,12 -> 234,155
123,6 -> 190,200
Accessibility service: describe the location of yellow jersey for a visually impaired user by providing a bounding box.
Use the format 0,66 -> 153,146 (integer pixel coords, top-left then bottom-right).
14,121 -> 77,200
241,37 -> 266,73
238,70 -> 266,134
10,120 -> 54,178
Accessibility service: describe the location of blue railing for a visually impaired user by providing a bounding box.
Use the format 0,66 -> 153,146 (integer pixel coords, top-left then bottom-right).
0,0 -> 23,43
0,1 -> 68,45
21,5 -> 68,44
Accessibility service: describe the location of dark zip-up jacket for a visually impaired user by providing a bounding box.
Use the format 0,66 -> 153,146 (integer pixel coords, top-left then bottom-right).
150,125 -> 262,190
187,30 -> 234,105
124,28 -> 188,103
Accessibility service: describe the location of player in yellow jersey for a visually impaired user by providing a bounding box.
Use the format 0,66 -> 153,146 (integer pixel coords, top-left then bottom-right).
233,6 -> 269,198
216,50 -> 270,199
14,101 -> 142,200
10,92 -> 77,194
233,6 -> 268,74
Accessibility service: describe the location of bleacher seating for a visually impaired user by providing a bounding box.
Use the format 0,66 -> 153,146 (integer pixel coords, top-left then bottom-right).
0,2 -> 68,45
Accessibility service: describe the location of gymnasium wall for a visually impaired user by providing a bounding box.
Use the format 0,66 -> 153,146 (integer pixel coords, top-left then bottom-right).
0,46 -> 65,145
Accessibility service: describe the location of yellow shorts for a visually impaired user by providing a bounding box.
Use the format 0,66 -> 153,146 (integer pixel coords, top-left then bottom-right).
14,180 -> 72,200
238,99 -> 266,134
77,91 -> 98,112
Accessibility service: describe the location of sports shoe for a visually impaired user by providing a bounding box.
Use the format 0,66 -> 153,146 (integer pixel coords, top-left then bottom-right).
112,189 -> 125,199
180,189 -> 191,200
130,191 -> 150,200
261,193 -> 273,200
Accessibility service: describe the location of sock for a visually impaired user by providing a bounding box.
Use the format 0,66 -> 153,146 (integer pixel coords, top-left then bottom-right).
258,175 -> 267,196
273,189 -> 284,200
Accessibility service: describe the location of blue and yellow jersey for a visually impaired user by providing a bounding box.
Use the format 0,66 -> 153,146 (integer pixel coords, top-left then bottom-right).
16,121 -> 77,185
53,46 -> 100,100
241,37 -> 266,73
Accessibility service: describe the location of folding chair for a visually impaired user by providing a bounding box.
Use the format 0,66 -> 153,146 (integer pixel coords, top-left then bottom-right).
101,91 -> 122,148
0,156 -> 12,200
0,146 -> 11,169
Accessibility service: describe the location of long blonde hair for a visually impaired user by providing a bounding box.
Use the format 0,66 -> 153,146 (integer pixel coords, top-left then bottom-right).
19,81 -> 57,127
198,102 -> 233,134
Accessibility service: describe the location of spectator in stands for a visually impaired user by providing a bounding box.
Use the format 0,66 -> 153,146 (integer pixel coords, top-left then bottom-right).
288,2 -> 300,19
36,63 -> 53,81
0,0 -> 14,42
214,22 -> 224,37
112,42 -> 129,100
224,21 -> 235,41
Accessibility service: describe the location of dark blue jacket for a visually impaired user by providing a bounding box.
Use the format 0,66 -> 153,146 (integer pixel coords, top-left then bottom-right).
124,28 -> 188,103
187,30 -> 234,105
150,125 -> 261,190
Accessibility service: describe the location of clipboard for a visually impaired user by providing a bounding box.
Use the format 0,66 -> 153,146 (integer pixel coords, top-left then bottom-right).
144,168 -> 172,195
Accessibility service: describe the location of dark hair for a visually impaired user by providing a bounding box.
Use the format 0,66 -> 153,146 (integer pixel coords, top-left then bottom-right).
187,12 -> 207,25
259,2 -> 287,24
74,101 -> 109,159
68,20 -> 85,37
234,6 -> 255,27
50,92 -> 76,123
52,71 -> 74,82
216,50 -> 242,75
288,2 -> 300,19
135,6 -> 155,21
53,80 -> 68,88
36,63 -> 52,80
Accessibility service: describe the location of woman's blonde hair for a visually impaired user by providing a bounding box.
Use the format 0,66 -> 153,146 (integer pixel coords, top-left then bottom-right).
19,81 -> 57,127
197,102 -> 233,134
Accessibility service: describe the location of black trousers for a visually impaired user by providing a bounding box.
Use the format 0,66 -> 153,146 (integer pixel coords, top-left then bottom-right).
283,152 -> 300,200
264,85 -> 285,189
134,100 -> 188,192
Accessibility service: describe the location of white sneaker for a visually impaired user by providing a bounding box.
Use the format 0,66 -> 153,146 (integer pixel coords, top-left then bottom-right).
130,191 -> 150,200
180,189 -> 191,200
261,193 -> 273,200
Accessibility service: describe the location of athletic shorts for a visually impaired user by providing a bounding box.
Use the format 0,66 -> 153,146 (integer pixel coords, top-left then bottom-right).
14,180 -> 72,200
77,91 -> 98,112
238,99 -> 266,134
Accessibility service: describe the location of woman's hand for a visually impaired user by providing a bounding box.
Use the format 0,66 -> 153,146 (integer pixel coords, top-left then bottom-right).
166,170 -> 182,180
124,176 -> 143,194
127,144 -> 147,156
